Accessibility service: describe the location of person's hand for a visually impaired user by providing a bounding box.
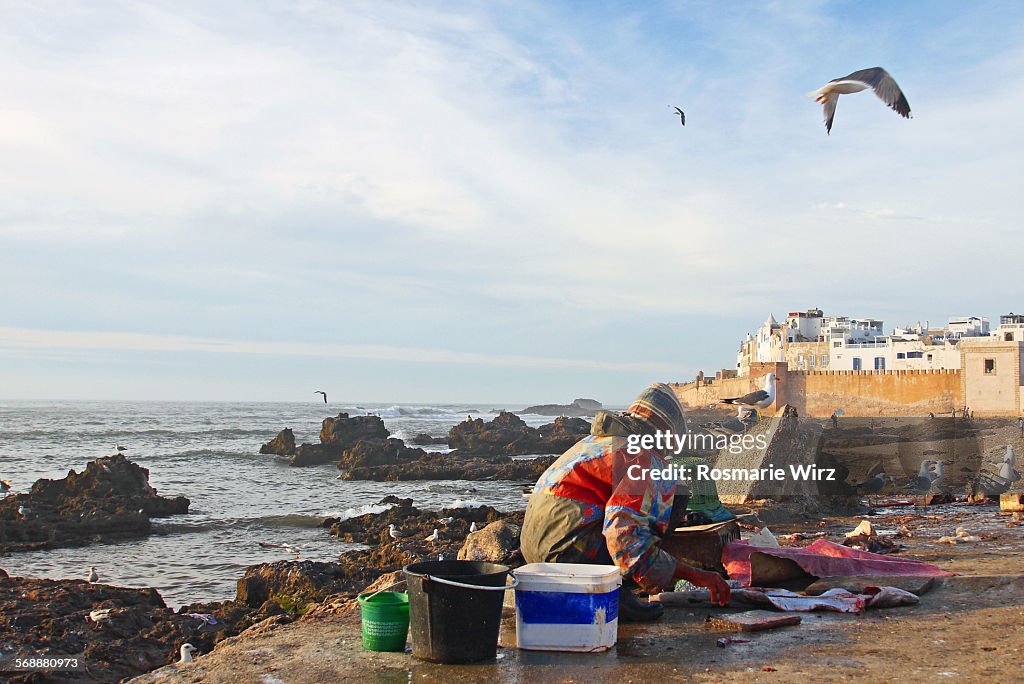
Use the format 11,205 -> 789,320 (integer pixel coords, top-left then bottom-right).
674,561 -> 730,606
690,569 -> 731,606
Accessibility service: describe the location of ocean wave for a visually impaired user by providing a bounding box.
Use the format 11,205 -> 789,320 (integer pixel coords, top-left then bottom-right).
446,498 -> 486,509
319,503 -> 394,521
343,405 -> 481,420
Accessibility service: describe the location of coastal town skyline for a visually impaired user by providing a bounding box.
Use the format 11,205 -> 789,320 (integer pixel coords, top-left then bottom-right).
2,1 -> 1022,403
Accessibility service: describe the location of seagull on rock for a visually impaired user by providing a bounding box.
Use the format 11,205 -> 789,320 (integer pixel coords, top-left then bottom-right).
1,479 -> 12,492
388,524 -> 405,541
179,643 -> 197,664
469,522 -> 477,533
809,67 -> 911,135
18,505 -> 30,517
89,609 -> 114,624
906,460 -> 937,493
855,471 -> 891,495
426,528 -> 439,542
87,566 -> 99,583
721,373 -> 776,418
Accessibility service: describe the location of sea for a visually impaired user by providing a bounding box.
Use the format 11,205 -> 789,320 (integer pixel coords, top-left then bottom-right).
0,401 -> 556,607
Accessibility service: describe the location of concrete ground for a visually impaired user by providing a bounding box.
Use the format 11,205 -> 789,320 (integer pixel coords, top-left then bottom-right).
132,505 -> 1024,684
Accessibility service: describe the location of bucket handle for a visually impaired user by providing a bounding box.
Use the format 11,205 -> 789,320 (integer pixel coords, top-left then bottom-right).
423,574 -> 520,591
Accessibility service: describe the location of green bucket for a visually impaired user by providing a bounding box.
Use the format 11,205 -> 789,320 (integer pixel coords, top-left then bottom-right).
357,591 -> 410,652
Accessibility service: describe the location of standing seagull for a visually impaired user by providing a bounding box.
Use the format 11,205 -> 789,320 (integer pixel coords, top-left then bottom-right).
721,373 -> 776,419
87,566 -> 99,583
314,390 -> 327,404
671,106 -> 685,126
809,67 -> 911,134
426,528 -> 439,543
179,643 -> 197,664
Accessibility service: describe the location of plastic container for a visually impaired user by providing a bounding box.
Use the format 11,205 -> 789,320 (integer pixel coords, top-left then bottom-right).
404,560 -> 513,663
357,591 -> 410,651
513,563 -> 621,652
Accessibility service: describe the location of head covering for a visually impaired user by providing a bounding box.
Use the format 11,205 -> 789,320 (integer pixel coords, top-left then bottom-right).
626,383 -> 686,435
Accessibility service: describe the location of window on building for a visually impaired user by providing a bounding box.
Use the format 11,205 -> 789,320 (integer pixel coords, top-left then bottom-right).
833,341 -> 842,348
820,355 -> 828,366
984,359 -> 995,374
874,357 -> 885,370
853,358 -> 862,371
907,351 -> 924,359
897,352 -> 906,359
927,354 -> 933,361
797,354 -> 804,365
1006,332 -> 1014,341
809,355 -> 816,367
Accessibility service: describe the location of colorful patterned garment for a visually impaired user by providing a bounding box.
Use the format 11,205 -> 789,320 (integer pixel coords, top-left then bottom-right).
521,384 -> 685,594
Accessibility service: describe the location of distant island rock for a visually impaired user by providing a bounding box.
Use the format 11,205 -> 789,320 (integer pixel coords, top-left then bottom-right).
519,398 -> 603,417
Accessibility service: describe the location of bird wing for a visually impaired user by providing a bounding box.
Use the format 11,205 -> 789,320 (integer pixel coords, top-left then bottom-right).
674,108 -> 685,125
837,67 -> 911,118
821,93 -> 838,134
735,389 -> 769,405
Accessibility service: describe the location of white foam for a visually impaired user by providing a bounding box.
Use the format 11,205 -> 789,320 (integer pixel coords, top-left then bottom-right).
320,503 -> 394,521
447,498 -> 484,509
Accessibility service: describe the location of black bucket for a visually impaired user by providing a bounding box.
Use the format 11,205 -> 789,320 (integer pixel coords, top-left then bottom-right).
404,560 -> 512,663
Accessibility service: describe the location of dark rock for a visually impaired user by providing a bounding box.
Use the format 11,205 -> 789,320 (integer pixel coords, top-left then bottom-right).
520,398 -> 603,417
448,411 -> 589,457
259,428 -> 296,456
339,453 -> 556,481
337,438 -> 427,470
288,413 -> 390,466
0,455 -> 189,553
320,413 -> 389,447
0,574 -> 241,683
236,561 -> 355,613
457,519 -> 521,563
411,433 -> 448,445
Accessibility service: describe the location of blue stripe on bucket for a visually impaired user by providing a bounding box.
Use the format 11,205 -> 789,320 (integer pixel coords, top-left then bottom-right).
515,590 -> 618,625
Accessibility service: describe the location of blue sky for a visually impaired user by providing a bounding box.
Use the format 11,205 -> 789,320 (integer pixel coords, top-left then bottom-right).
1,1 -> 1022,404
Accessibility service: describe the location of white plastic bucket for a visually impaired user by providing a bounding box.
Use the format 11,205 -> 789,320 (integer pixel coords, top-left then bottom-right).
513,563 -> 621,652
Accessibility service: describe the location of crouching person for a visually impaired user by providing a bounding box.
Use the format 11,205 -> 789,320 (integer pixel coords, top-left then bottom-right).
521,383 -> 730,622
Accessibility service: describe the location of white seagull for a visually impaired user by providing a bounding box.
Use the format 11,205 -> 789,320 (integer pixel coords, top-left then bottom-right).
87,566 -> 99,583
906,460 -> 937,493
89,608 -> 114,624
426,528 -> 439,542
809,67 -> 911,134
388,524 -> 403,541
179,643 -> 197,664
721,373 -> 776,418
17,505 -> 30,518
469,522 -> 477,533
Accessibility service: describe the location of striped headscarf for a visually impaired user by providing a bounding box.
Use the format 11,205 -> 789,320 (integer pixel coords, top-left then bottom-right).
626,383 -> 686,435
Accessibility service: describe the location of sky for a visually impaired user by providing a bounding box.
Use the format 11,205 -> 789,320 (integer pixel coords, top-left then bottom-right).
1,0 -> 1023,404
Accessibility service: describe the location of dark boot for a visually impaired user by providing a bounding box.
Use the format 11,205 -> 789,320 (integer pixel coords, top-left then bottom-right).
618,584 -> 664,622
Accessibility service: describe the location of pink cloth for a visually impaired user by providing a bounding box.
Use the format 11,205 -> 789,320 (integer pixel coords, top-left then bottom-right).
723,539 -> 954,587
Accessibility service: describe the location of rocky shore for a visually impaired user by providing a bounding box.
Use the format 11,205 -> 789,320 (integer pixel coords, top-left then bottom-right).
259,411 -> 588,481
0,497 -> 524,683
0,455 -> 190,554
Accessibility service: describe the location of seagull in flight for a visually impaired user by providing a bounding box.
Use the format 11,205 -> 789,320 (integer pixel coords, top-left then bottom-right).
314,390 -> 327,404
671,106 -> 685,125
809,67 -> 911,134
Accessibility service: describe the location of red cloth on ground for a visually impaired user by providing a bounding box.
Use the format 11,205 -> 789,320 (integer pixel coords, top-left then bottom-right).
723,539 -> 955,587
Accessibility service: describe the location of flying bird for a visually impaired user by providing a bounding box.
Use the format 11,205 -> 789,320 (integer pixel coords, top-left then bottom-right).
314,390 -> 327,404
672,106 -> 685,126
809,67 -> 911,134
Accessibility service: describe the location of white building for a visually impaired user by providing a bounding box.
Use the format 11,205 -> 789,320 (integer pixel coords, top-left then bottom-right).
994,313 -> 1024,342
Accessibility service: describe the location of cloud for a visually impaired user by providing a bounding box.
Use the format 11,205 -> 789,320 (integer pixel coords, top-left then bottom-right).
0,326 -> 679,374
